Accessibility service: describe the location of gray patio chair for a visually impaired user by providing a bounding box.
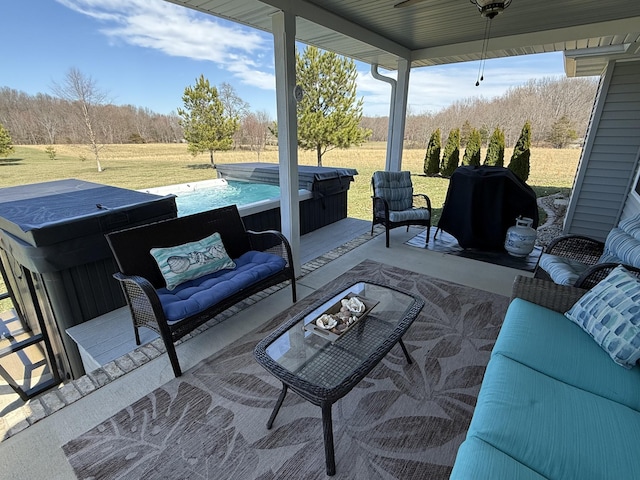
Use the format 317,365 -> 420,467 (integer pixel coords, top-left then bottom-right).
371,171 -> 432,248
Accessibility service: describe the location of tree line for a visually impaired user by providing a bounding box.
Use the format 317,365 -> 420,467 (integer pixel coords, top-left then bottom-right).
1,66 -> 597,169
361,76 -> 598,149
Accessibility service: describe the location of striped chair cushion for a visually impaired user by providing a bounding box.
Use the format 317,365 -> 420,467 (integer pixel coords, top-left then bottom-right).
618,214 -> 640,240
389,208 -> 430,223
372,171 -> 413,212
538,253 -> 592,286
602,227 -> 640,268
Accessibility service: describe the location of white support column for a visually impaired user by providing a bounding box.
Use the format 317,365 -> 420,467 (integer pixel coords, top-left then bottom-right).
387,58 -> 410,172
272,10 -> 301,276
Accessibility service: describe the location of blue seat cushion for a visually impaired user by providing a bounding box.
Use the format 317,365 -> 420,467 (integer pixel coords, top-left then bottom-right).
466,354 -> 640,479
451,436 -> 547,480
494,299 -> 640,411
157,251 -> 286,323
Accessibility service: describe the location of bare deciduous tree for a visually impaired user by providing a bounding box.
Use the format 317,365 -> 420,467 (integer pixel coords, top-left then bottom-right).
241,110 -> 272,160
51,68 -> 109,171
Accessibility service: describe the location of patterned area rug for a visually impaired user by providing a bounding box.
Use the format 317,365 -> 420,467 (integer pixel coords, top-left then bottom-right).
63,260 -> 510,479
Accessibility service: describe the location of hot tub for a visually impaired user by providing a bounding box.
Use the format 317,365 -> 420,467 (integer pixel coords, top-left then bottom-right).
214,163 -> 357,233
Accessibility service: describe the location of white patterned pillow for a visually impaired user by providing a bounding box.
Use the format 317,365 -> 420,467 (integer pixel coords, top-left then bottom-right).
150,233 -> 236,290
565,265 -> 640,368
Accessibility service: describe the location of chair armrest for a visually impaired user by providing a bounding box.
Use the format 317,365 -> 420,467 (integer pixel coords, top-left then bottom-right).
575,263 -> 640,289
511,275 -> 587,313
372,196 -> 390,217
113,272 -> 168,332
412,193 -> 432,211
545,234 -> 604,266
247,229 -> 295,267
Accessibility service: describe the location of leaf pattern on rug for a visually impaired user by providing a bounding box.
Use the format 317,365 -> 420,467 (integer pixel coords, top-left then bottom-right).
64,259 -> 509,479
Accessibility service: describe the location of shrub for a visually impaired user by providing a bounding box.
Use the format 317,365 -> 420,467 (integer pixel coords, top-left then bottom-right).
484,127 -> 505,166
423,128 -> 442,176
0,123 -> 14,158
45,145 -> 57,160
462,128 -> 482,166
508,121 -> 532,182
440,128 -> 460,177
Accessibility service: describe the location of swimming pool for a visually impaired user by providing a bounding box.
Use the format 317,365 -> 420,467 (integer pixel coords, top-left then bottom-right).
141,179 -> 282,216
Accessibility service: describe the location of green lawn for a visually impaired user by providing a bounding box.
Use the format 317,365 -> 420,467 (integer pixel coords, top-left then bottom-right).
0,143 -> 580,312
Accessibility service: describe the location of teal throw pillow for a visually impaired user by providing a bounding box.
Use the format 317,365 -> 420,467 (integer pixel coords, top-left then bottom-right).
150,232 -> 236,291
565,265 -> 640,368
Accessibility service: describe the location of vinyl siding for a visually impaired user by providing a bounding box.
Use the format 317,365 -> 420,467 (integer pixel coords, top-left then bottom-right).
564,60 -> 640,241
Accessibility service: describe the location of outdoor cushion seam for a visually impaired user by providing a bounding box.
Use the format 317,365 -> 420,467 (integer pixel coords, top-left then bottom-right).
463,434 -> 551,479
491,352 -> 640,413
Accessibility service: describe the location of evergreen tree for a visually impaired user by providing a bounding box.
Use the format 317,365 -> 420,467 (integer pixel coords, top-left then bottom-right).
460,120 -> 472,148
508,121 -> 532,182
441,128 -> 460,177
0,123 -> 14,158
462,128 -> 482,166
423,128 -> 441,176
484,127 -> 505,166
296,46 -> 371,166
177,74 -> 239,168
547,115 -> 578,148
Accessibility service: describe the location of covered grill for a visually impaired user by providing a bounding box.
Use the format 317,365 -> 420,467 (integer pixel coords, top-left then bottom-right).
437,166 -> 539,250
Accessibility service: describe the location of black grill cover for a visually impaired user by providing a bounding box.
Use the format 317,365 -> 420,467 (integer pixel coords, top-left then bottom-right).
437,166 -> 538,250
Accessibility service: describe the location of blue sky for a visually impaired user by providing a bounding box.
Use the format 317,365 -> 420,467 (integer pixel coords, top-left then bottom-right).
3,0 -> 570,118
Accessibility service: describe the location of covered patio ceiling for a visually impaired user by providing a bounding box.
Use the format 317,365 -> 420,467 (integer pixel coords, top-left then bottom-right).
166,0 -> 640,76
162,0 -> 640,275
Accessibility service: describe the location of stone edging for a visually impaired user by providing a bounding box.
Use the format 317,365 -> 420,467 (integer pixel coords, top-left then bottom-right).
0,226 -> 386,441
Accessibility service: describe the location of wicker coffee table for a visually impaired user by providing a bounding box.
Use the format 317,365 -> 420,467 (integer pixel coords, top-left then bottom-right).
254,281 -> 424,475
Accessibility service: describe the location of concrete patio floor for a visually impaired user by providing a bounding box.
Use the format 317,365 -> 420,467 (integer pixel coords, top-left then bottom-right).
0,224 -> 530,479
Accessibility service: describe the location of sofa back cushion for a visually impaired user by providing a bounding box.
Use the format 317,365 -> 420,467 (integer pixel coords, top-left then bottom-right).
372,171 -> 413,211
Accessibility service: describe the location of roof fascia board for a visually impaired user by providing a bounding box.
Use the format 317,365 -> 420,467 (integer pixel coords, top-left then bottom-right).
411,17 -> 640,63
259,0 -> 411,60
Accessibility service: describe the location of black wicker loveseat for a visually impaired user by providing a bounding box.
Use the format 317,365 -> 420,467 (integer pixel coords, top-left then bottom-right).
106,205 -> 296,377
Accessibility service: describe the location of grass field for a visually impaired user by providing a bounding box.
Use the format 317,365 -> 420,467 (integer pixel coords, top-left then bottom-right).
1,142 -> 579,221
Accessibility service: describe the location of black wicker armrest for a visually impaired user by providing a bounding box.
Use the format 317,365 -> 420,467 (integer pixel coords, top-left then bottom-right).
112,272 -> 168,333
247,229 -> 295,267
412,193 -> 432,211
372,196 -> 390,216
544,234 -> 604,266
575,263 -> 640,289
511,275 -> 587,313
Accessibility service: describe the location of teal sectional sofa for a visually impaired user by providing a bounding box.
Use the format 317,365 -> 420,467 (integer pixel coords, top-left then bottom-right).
451,275 -> 640,479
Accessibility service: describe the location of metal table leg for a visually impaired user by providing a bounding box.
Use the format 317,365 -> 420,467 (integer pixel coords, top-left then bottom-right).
398,338 -> 413,364
321,401 -> 336,476
267,383 -> 288,429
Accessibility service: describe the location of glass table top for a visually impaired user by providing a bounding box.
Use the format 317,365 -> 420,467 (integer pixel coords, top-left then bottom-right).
262,282 -> 420,392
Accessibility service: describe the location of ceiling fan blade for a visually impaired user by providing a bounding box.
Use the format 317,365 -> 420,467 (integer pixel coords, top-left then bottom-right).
393,0 -> 428,8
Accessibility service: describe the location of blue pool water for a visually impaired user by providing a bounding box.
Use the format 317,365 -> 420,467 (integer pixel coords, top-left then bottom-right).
173,180 -> 280,216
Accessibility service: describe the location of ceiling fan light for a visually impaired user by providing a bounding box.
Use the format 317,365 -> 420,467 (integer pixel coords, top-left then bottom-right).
470,0 -> 512,19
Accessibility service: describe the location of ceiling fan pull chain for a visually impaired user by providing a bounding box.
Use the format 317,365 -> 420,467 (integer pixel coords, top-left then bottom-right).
476,18 -> 491,86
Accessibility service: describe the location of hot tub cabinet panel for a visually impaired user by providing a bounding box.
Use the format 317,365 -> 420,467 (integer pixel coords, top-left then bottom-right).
0,179 -> 177,379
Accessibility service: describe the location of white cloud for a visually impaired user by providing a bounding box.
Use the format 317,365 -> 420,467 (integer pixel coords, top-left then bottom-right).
357,53 -> 567,116
55,0 -> 275,90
